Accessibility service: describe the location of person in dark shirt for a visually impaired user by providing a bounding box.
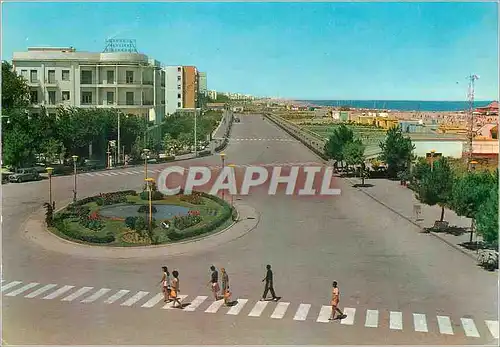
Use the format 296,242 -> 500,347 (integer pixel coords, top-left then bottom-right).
261,264 -> 278,301
208,265 -> 220,300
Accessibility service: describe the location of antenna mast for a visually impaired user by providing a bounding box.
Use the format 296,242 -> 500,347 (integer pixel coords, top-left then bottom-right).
466,74 -> 479,171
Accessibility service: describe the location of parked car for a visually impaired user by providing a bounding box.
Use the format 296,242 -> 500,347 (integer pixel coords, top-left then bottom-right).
2,170 -> 14,184
9,168 -> 40,183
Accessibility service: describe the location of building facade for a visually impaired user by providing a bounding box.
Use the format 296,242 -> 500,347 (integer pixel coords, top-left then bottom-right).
12,47 -> 166,123
182,66 -> 198,109
198,72 -> 207,95
164,65 -> 183,116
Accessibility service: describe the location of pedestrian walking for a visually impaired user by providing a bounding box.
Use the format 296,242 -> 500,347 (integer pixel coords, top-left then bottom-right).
208,265 -> 220,300
170,270 -> 182,308
159,266 -> 171,302
329,281 -> 344,320
261,264 -> 279,301
221,267 -> 231,305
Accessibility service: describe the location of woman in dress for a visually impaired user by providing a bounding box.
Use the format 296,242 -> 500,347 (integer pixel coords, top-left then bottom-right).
329,281 -> 344,320
159,266 -> 171,302
170,270 -> 182,308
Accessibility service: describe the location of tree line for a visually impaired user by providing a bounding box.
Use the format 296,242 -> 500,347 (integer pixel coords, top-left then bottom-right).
324,124 -> 498,248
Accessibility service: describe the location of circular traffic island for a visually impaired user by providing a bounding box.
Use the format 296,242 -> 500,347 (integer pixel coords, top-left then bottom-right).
49,189 -> 236,247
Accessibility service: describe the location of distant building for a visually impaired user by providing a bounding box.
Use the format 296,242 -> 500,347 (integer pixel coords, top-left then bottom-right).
208,90 -> 217,100
12,46 -> 166,123
164,65 -> 199,115
182,66 -> 198,109
198,72 -> 207,95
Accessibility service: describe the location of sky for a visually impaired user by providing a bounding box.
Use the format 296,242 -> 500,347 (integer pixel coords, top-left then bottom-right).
2,1 -> 499,101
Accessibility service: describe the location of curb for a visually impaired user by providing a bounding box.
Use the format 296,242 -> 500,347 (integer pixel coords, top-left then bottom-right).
23,200 -> 259,259
344,177 -> 477,261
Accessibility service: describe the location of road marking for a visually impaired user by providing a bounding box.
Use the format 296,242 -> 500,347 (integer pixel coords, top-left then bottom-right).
24,284 -> 57,298
317,305 -> 331,323
205,299 -> 225,313
437,316 -> 454,335
81,288 -> 111,303
293,304 -> 311,321
227,298 -> 248,315
248,301 -> 269,317
413,313 -> 428,332
61,287 -> 93,302
340,307 -> 356,325
1,281 -> 22,292
121,291 -> 149,306
5,282 -> 39,296
184,296 -> 208,311
485,320 -> 499,339
271,302 -> 290,319
43,285 -> 74,300
104,290 -> 130,304
461,318 -> 480,337
365,309 -> 379,328
162,294 -> 188,309
141,293 -> 165,308
108,172 -> 119,176
117,172 -> 128,175
84,173 -> 94,177
390,311 -> 403,330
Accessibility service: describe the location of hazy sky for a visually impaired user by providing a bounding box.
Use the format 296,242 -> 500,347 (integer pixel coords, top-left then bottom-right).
2,1 -> 498,100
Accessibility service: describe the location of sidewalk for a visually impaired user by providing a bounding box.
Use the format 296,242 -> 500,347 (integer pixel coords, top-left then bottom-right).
344,176 -> 481,260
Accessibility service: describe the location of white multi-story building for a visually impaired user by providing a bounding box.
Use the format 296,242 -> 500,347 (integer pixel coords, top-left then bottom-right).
198,72 -> 207,95
11,47 -> 166,124
208,90 -> 217,100
164,65 -> 183,116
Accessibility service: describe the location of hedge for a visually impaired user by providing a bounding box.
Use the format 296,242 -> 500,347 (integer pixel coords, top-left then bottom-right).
54,220 -> 115,244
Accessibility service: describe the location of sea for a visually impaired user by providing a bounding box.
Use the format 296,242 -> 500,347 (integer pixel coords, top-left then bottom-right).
299,100 -> 494,112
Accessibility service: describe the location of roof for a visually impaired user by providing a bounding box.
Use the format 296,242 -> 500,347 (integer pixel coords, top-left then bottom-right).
475,101 -> 498,110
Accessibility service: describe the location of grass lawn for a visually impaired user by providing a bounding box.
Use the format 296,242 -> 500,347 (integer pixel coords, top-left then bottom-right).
52,192 -> 233,247
302,124 -> 386,149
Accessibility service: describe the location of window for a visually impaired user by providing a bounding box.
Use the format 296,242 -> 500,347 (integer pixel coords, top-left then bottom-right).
126,71 -> 134,84
177,76 -> 181,81
177,67 -> 181,72
30,70 -> 38,83
126,92 -> 134,105
81,70 -> 92,84
62,91 -> 70,101
177,84 -> 181,90
81,92 -> 92,104
177,102 -> 181,108
107,70 -> 114,84
48,91 -> 56,105
21,70 -> 28,79
107,91 -> 114,105
30,91 -> 38,104
177,93 -> 181,99
48,70 -> 56,83
62,70 -> 70,81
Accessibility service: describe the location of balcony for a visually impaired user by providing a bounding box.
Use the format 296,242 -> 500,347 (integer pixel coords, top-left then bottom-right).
80,79 -> 96,86
45,79 -> 58,87
143,100 -> 153,106
142,80 -> 154,86
28,79 -> 40,86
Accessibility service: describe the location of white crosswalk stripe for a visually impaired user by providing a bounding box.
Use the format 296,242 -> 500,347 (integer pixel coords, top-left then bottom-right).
227,299 -> 248,315
205,299 -> 225,313
121,291 -> 149,306
271,302 -> 290,319
365,309 -> 379,328
162,294 -> 188,309
437,315 -> 454,335
485,320 -> 499,339
104,289 -> 130,304
248,300 -> 269,317
61,287 -> 93,302
141,293 -> 165,308
81,288 -> 111,303
1,281 -> 22,292
293,304 -> 311,321
341,307 -> 356,325
25,284 -> 57,298
184,296 -> 208,312
43,285 -> 74,300
390,311 -> 403,330
317,305 -> 331,323
413,313 -> 428,332
461,318 -> 480,337
5,282 -> 39,296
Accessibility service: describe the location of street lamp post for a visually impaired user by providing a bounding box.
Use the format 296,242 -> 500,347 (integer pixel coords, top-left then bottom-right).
143,148 -> 150,181
220,153 -> 226,200
145,178 -> 155,237
430,149 -> 436,172
72,155 -> 78,202
46,167 -> 54,208
194,109 -> 198,157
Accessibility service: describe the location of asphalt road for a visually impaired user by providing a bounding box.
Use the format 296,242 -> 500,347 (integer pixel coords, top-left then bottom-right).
2,114 -> 498,345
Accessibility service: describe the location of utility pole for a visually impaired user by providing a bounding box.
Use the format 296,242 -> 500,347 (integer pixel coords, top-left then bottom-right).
194,108 -> 198,157
117,112 -> 121,165
466,74 -> 479,172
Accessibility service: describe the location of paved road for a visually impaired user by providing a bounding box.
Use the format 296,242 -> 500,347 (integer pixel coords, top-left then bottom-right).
2,114 -> 498,345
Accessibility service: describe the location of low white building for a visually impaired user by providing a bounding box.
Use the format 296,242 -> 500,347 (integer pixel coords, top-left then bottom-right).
12,46 -> 166,123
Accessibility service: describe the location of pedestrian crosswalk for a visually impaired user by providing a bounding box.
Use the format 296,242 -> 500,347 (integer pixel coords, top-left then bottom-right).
228,137 -> 297,142
1,279 -> 498,339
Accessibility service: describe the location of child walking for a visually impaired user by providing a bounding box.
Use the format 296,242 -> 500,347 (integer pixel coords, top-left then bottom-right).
329,281 -> 344,320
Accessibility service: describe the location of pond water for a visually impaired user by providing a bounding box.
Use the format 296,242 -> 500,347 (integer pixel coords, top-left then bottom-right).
99,204 -> 190,220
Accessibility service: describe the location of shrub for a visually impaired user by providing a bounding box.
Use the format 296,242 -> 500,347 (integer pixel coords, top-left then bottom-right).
96,192 -> 128,206
180,192 -> 204,205
55,220 -> 114,244
138,205 -> 157,213
188,210 -> 200,216
125,216 -> 137,229
79,210 -> 104,231
140,191 -> 164,201
134,216 -> 147,231
172,215 -> 202,230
